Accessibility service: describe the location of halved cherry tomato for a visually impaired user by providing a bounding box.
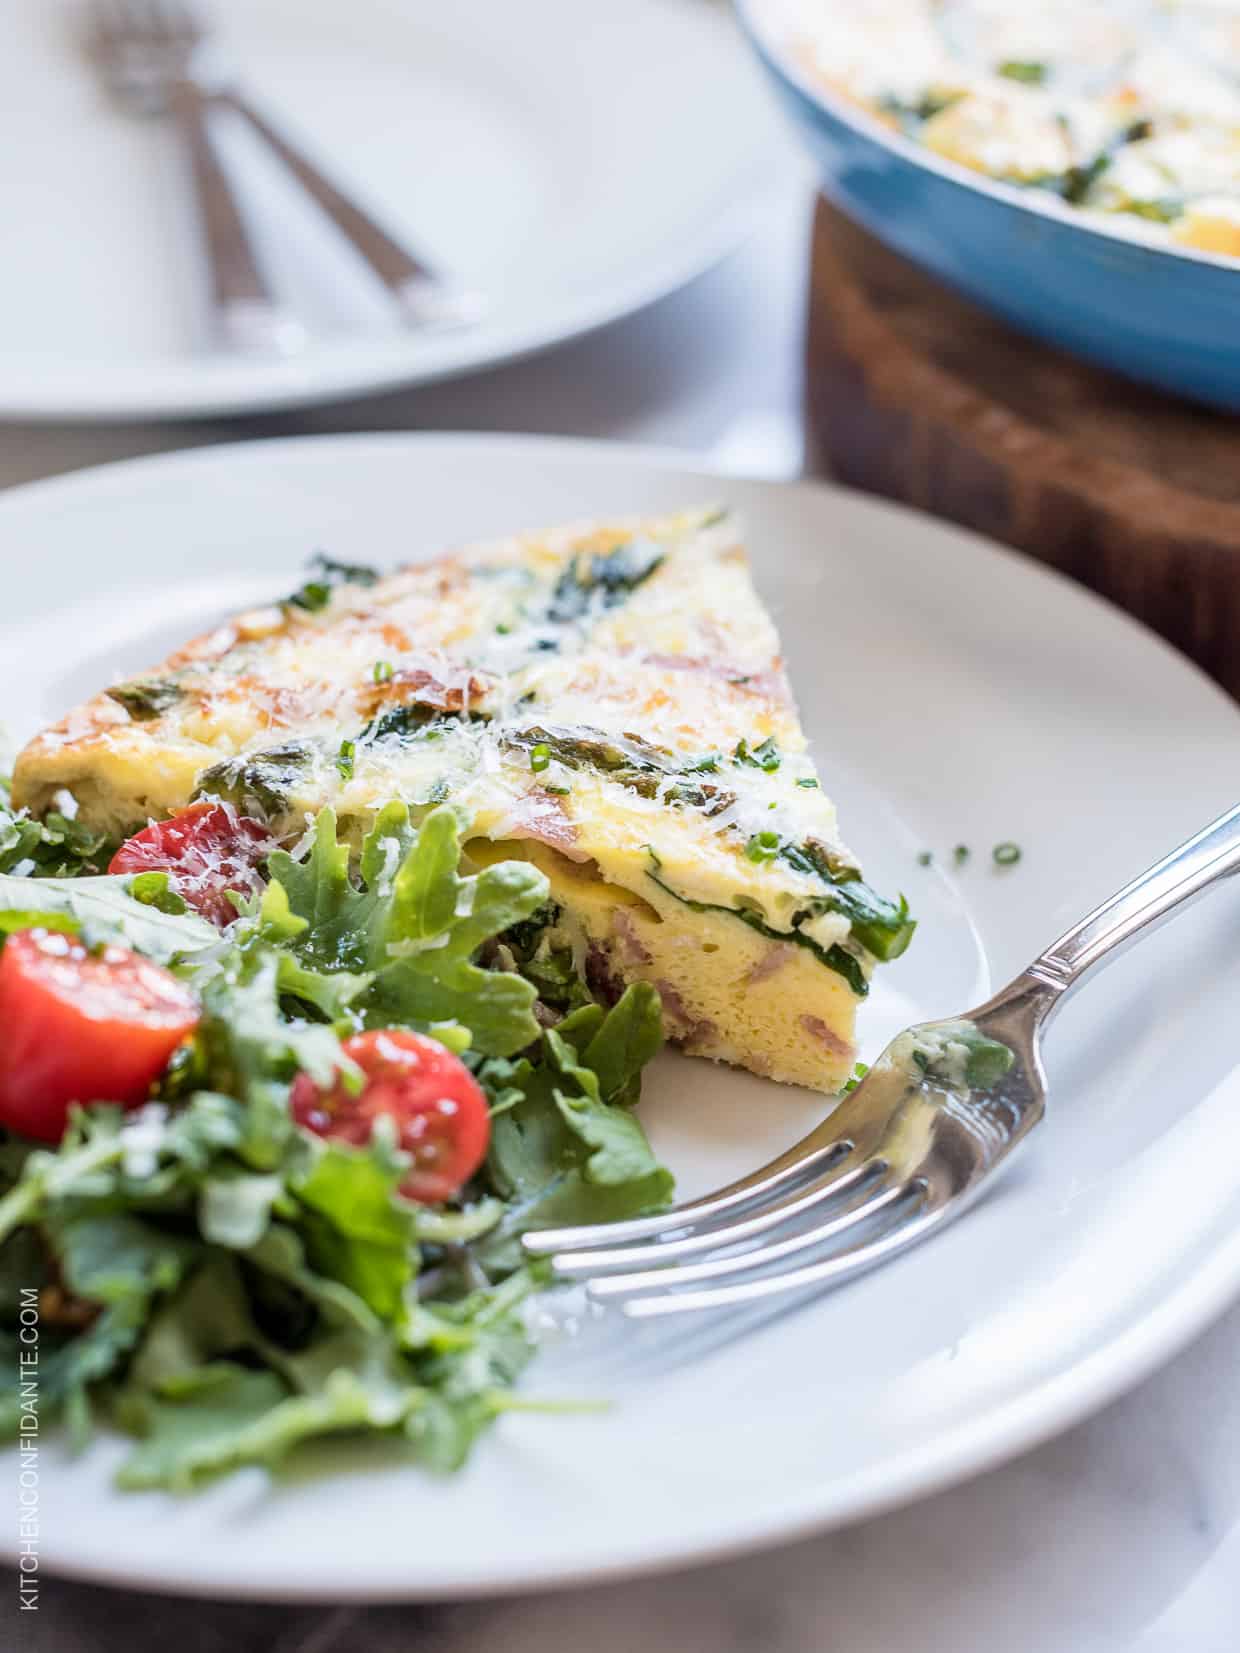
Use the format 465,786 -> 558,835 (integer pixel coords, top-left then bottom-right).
289,1029 -> 490,1205
109,801 -> 273,927
0,928 -> 200,1142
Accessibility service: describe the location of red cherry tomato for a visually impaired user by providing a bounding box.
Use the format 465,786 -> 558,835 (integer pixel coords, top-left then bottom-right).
0,928 -> 200,1142
109,801 -> 273,927
289,1029 -> 490,1205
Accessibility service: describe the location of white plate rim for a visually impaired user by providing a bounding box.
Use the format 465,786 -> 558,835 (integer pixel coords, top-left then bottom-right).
1,431 -> 1239,1601
0,2 -> 783,424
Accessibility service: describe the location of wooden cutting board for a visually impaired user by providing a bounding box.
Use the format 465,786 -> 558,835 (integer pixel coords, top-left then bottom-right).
805,198 -> 1240,699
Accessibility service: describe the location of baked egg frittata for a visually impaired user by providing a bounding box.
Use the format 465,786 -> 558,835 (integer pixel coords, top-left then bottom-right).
762,0 -> 1240,258
12,508 -> 913,1093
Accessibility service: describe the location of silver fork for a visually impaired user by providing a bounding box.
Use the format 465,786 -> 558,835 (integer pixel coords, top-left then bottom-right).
86,0 -> 304,354
526,802 -> 1240,1319
88,0 -> 481,336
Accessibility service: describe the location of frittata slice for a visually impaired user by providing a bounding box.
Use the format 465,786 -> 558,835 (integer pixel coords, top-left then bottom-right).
12,508 -> 913,1092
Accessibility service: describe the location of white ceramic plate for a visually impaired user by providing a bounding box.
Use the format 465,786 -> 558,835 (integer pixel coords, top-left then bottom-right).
0,0 -> 784,421
3,434 -> 1240,1601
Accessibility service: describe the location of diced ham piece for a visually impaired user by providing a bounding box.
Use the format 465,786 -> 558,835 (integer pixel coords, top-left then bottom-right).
655,979 -> 718,1049
746,943 -> 797,985
800,1015 -> 854,1060
612,909 -> 652,967
637,652 -> 793,705
503,790 -> 589,861
359,664 -> 498,719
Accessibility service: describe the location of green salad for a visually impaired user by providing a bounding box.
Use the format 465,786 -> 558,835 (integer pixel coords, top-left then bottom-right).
0,777 -> 672,1490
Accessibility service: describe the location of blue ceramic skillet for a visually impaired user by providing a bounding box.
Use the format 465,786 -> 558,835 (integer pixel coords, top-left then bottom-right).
736,0 -> 1240,411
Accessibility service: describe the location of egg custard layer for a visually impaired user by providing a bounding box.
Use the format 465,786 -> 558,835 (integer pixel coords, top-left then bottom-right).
12,509 -> 914,1093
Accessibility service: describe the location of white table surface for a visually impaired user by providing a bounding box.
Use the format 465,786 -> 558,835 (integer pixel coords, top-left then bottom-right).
9,181 -> 1240,1653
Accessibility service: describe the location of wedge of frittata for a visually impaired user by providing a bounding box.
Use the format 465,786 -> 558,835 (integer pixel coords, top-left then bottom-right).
12,508 -> 913,1092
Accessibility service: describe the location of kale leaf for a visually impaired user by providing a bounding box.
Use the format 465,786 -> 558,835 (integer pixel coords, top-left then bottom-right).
104,679 -> 183,721
285,553 -> 380,614
545,539 -> 665,627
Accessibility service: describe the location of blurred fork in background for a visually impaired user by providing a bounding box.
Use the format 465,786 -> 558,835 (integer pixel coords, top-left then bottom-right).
87,0 -> 304,353
85,0 -> 481,352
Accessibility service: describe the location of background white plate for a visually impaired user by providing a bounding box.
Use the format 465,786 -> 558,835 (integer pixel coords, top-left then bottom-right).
2,435 -> 1240,1601
0,0 -> 784,421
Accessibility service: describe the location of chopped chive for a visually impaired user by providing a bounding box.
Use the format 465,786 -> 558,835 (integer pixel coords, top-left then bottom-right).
734,735 -> 781,773
495,622 -> 511,635
952,844 -> 970,866
529,743 -> 551,774
336,739 -> 355,782
998,59 -> 1047,84
373,660 -> 393,683
544,783 -> 572,796
796,777 -> 819,789
745,830 -> 781,864
993,841 -> 1022,866
917,850 -> 933,866
842,1060 -> 870,1094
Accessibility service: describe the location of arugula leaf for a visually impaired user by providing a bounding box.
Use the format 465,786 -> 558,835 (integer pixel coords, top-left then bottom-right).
290,1135 -> 416,1319
199,1170 -> 286,1249
0,1213 -> 202,1442
116,1361 -> 421,1490
484,986 -> 673,1254
545,1024 -> 670,1190
0,871 -> 216,963
270,804 -> 548,1056
0,798 -> 675,1490
579,981 -> 663,1105
0,801 -> 117,879
53,1212 -> 200,1307
115,1230 -> 425,1489
195,954 -> 348,1162
0,909 -> 79,939
0,1096 -> 252,1244
402,1268 -> 542,1471
127,1230 -> 382,1401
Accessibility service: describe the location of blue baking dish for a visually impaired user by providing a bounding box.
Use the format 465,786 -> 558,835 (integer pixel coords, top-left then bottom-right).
736,0 -> 1240,411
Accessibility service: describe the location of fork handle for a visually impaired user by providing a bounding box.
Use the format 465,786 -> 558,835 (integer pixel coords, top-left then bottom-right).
1027,801 -> 1240,1004
220,92 -> 483,329
169,79 -> 302,354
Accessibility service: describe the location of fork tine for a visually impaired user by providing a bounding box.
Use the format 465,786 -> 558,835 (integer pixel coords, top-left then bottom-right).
618,1190 -> 950,1319
585,1178 -> 912,1299
532,1290 -> 765,1389
544,1155 -> 880,1278
522,1125 -> 854,1256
